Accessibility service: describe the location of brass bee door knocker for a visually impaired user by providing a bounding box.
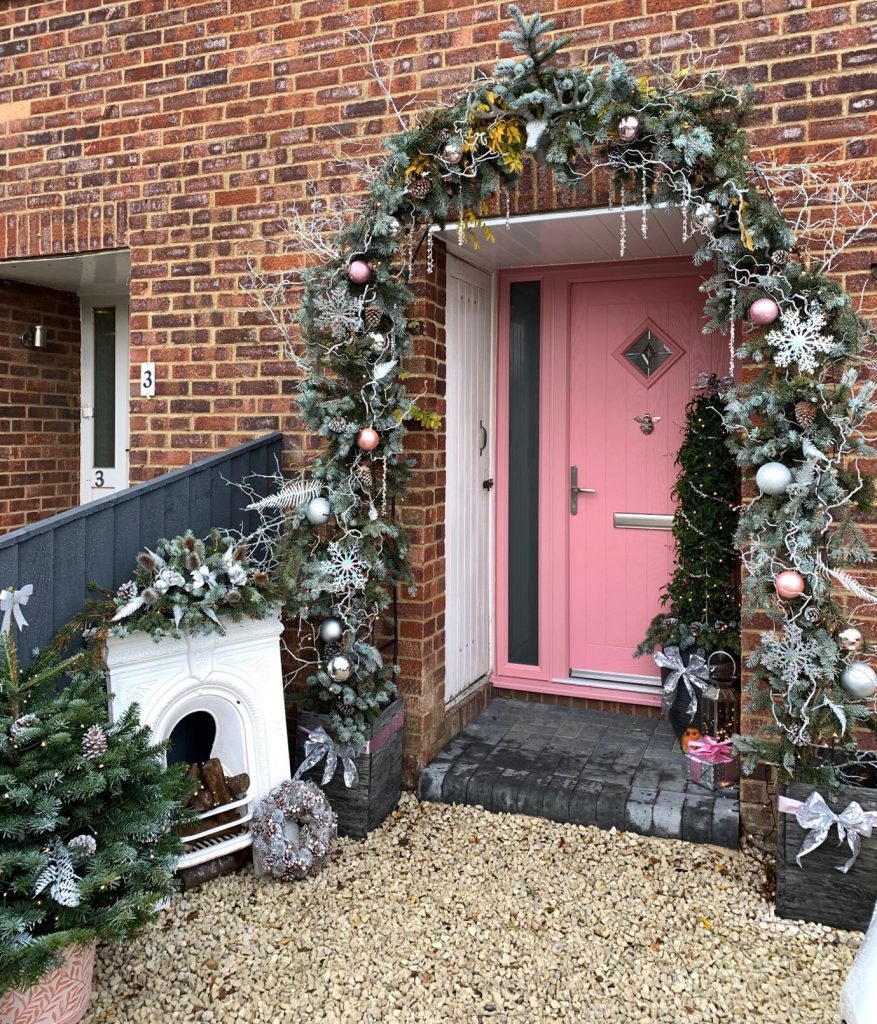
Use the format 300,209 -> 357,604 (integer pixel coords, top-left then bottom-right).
634,414 -> 661,435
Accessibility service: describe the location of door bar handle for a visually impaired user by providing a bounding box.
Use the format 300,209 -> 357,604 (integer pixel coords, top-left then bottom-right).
570,465 -> 596,515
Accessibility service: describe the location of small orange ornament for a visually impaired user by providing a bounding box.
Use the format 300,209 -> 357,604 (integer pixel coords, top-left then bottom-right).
680,727 -> 703,752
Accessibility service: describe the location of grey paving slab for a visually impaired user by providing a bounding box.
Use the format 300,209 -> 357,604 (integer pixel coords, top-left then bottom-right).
417,697 -> 739,849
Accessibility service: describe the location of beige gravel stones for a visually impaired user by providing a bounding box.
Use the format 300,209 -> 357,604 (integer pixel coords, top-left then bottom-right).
83,795 -> 859,1024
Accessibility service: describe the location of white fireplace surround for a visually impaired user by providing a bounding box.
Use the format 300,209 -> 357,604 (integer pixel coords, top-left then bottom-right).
105,612 -> 291,870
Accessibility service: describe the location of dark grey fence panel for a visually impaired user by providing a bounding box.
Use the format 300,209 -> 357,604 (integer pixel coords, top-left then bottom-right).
0,432 -> 281,662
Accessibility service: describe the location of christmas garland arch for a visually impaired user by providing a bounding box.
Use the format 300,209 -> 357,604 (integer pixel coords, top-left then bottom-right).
273,8 -> 877,789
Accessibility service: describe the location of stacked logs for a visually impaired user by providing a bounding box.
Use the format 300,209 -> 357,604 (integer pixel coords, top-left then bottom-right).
180,758 -> 249,837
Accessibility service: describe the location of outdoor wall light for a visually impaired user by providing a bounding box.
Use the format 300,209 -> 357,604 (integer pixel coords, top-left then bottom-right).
19,325 -> 47,349
870,262 -> 877,281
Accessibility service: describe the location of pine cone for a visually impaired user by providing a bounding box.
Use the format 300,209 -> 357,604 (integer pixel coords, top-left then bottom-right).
408,174 -> 431,200
116,580 -> 137,602
436,127 -> 453,144
363,305 -> 383,330
335,699 -> 356,717
656,130 -> 671,148
328,416 -> 348,433
795,400 -> 817,426
354,464 -> 373,490
9,713 -> 36,740
82,724 -> 108,760
771,250 -> 790,266
323,640 -> 342,659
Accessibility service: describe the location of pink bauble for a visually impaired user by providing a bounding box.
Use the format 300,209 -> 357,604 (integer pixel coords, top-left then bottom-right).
347,260 -> 372,285
357,427 -> 380,451
775,570 -> 805,599
748,297 -> 780,325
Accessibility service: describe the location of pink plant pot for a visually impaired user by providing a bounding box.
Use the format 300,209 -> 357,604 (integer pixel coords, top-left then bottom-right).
0,942 -> 96,1024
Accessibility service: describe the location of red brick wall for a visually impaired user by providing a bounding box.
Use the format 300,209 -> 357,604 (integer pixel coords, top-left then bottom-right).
1,1 -> 876,782
0,280 -> 80,533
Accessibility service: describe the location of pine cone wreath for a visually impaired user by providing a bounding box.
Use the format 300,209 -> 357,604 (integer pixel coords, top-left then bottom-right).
795,400 -> 817,427
82,724 -> 108,759
328,416 -> 348,433
408,174 -> 432,200
363,305 -> 383,330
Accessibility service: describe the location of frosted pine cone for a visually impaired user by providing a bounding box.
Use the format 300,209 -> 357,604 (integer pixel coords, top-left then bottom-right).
795,400 -> 817,426
408,174 -> 431,200
116,580 -> 138,602
68,834 -> 97,857
436,127 -> 453,144
335,699 -> 356,717
328,416 -> 348,433
9,713 -> 36,740
771,250 -> 790,266
82,724 -> 108,760
323,641 -> 342,659
363,305 -> 383,330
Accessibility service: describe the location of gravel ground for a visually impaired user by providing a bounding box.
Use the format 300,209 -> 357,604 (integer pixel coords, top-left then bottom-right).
84,795 -> 859,1024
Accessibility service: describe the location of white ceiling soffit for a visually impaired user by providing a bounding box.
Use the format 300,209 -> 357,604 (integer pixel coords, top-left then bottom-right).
433,206 -> 699,271
0,249 -> 130,295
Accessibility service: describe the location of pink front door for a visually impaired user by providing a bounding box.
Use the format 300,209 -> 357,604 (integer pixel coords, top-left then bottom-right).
567,271 -> 724,681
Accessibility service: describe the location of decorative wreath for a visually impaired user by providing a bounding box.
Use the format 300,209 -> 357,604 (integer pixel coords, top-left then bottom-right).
251,779 -> 337,881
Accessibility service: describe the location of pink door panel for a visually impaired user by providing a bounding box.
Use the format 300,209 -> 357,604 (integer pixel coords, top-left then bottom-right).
567,272 -> 725,681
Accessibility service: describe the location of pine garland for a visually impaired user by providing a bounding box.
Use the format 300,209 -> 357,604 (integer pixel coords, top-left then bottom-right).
267,7 -> 876,787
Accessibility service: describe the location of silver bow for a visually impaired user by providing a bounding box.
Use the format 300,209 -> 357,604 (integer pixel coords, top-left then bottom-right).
0,584 -> 33,635
694,372 -> 733,396
794,790 -> 875,874
654,645 -> 709,718
293,725 -> 358,788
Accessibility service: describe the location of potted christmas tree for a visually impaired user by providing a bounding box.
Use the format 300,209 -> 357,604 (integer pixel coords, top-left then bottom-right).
0,593 -> 189,1024
636,375 -> 741,738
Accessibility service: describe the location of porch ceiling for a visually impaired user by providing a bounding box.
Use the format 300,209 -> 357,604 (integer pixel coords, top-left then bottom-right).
0,249 -> 130,295
433,205 -> 699,271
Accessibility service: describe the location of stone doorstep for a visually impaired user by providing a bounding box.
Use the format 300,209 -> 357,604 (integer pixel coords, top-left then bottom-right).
418,698 -> 739,850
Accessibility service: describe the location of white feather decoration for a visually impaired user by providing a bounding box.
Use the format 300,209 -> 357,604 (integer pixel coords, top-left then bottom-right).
111,595 -> 146,621
246,479 -> 319,512
825,565 -> 877,605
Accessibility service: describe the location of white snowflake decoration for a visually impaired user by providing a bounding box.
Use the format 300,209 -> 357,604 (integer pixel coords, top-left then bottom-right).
765,305 -> 834,374
325,540 -> 369,594
759,622 -> 822,686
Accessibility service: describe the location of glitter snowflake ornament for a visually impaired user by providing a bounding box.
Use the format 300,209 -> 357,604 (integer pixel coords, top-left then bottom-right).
759,622 -> 823,686
325,540 -> 369,595
765,305 -> 834,374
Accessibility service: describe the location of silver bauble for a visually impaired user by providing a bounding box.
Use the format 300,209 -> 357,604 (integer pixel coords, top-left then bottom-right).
327,654 -> 352,683
305,496 -> 331,525
368,331 -> 388,352
693,203 -> 720,232
319,617 -> 343,643
838,627 -> 865,653
756,461 -> 792,496
441,139 -> 463,165
840,661 -> 877,699
386,216 -> 401,238
617,115 -> 640,142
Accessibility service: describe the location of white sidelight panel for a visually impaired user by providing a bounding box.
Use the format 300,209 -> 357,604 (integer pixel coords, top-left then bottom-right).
445,256 -> 494,702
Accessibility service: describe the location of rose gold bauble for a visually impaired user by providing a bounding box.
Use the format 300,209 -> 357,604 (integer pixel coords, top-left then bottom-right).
748,297 -> 780,325
775,570 -> 805,599
347,260 -> 372,284
356,427 -> 380,451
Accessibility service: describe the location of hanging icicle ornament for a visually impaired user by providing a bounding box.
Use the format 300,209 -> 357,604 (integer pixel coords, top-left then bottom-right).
426,227 -> 434,275
347,260 -> 371,285
728,287 -> 737,377
681,202 -> 689,243
504,185 -> 511,229
357,428 -> 380,451
641,172 -> 648,239
619,199 -> 626,258
617,115 -> 640,142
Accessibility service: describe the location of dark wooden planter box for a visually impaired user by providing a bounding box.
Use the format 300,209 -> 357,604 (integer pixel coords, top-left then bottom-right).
776,781 -> 877,932
295,699 -> 404,839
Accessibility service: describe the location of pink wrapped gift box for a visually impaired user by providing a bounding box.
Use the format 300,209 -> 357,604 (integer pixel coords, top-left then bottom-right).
686,736 -> 739,790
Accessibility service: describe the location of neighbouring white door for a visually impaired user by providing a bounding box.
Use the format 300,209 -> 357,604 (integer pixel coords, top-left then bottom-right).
445,256 -> 494,702
80,298 -> 129,503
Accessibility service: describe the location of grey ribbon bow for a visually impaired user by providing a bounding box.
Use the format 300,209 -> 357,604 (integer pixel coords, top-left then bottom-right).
695,372 -> 733,396
794,790 -> 875,874
654,645 -> 709,718
293,725 -> 359,788
0,584 -> 33,635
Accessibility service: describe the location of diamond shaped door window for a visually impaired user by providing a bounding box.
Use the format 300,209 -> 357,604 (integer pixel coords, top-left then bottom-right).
613,321 -> 683,388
